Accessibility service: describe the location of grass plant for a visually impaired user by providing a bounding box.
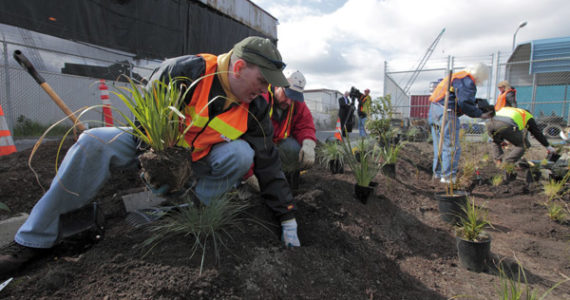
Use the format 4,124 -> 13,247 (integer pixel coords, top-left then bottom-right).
112,76 -> 195,151
492,174 -> 504,186
340,136 -> 383,186
141,196 -> 250,275
496,259 -> 569,300
317,140 -> 344,169
456,198 -> 491,241
546,201 -> 567,222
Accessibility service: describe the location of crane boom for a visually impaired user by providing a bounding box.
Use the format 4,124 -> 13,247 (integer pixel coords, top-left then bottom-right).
403,28 -> 445,94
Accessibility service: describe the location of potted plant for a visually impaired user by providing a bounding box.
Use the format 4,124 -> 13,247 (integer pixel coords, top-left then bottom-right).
318,140 -> 344,174
340,136 -> 383,204
455,198 -> 492,272
502,162 -> 517,182
378,130 -> 405,179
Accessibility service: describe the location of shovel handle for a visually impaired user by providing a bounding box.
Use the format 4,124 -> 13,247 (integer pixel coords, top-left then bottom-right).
13,50 -> 86,132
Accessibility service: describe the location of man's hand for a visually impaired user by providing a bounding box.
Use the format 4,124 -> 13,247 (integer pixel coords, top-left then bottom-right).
140,172 -> 170,196
298,139 -> 316,168
547,145 -> 556,154
281,218 -> 300,247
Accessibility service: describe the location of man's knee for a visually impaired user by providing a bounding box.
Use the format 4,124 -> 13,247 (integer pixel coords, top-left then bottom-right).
223,140 -> 254,172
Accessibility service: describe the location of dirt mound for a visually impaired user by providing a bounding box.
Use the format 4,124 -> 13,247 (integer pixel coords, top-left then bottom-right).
1,140 -> 569,299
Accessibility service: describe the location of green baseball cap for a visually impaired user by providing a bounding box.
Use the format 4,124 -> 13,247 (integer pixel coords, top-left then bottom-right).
232,36 -> 289,87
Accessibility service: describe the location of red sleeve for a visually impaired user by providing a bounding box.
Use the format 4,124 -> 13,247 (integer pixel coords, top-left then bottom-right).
291,101 -> 317,144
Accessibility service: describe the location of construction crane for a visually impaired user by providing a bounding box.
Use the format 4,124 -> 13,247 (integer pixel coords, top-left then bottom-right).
402,28 -> 445,95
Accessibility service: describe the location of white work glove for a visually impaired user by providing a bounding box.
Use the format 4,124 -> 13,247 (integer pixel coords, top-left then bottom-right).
298,139 -> 316,168
546,146 -> 556,154
281,218 -> 301,247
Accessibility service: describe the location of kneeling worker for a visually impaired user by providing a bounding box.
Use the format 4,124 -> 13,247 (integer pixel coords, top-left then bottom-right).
265,70 -> 317,185
487,106 -> 556,165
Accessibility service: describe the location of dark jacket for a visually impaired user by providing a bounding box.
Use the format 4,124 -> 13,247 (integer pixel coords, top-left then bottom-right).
148,55 -> 295,221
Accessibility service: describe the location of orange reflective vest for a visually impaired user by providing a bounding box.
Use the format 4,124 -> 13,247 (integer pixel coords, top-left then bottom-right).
429,71 -> 475,103
182,54 -> 250,161
263,85 -> 295,144
495,89 -> 517,111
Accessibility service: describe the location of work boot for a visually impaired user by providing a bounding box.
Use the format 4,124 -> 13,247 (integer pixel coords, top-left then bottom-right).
0,242 -> 47,276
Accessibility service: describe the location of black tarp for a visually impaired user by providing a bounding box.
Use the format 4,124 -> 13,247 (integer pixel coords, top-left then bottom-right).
0,0 -> 274,59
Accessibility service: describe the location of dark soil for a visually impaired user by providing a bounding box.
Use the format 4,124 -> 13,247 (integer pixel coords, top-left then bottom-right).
1,139 -> 569,299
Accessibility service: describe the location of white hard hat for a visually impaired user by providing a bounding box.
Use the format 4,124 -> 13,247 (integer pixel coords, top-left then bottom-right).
466,63 -> 489,86
283,70 -> 306,102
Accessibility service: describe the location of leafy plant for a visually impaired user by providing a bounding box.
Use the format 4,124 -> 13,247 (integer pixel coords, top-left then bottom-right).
0,202 -> 9,211
112,76 -> 196,151
492,174 -> 504,186
502,162 -> 516,175
141,196 -> 250,275
318,141 -> 344,168
378,131 -> 405,165
546,201 -> 567,222
496,259 -> 569,300
340,136 -> 383,186
456,198 -> 491,241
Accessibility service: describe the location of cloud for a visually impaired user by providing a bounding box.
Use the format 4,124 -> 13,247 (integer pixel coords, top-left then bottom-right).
254,0 -> 570,98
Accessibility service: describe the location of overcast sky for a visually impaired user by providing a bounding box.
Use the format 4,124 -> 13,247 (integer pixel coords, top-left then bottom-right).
252,0 -> 570,99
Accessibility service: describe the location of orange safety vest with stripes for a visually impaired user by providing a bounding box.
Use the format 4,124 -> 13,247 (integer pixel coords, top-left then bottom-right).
181,54 -> 250,161
429,71 -> 476,103
264,85 -> 295,144
495,89 -> 517,111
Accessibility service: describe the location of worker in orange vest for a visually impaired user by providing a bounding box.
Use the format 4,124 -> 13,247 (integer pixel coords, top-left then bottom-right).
1,36 -> 302,276
428,63 -> 495,184
495,80 -> 517,111
260,70 -> 316,188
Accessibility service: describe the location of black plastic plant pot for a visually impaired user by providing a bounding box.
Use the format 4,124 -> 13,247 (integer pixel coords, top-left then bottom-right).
329,159 -> 344,174
456,233 -> 491,273
285,171 -> 300,190
382,163 -> 396,178
354,183 -> 375,204
435,191 -> 468,225
505,171 -> 517,182
525,169 -> 541,183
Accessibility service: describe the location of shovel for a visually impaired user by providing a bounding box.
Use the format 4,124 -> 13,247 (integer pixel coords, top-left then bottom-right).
125,203 -> 190,228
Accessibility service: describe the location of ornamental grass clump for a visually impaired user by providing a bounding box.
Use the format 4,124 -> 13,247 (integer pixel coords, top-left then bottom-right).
141,196 -> 250,275
456,198 -> 491,242
112,77 -> 199,193
318,140 -> 344,169
340,136 -> 383,187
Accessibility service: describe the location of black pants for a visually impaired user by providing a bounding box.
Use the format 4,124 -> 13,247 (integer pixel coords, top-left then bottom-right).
486,119 -> 530,163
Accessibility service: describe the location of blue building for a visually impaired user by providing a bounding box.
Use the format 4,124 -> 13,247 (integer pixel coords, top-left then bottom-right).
506,36 -> 570,126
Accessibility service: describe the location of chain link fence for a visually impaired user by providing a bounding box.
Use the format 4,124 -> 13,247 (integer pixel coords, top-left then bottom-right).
0,39 -> 158,135
384,52 -> 570,138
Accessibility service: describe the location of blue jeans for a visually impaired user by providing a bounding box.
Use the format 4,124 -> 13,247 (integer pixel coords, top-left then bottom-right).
428,103 -> 461,179
15,127 -> 254,248
359,116 -> 368,137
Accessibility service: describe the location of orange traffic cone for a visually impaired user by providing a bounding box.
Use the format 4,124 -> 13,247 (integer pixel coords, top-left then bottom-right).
334,117 -> 343,141
0,104 -> 16,156
99,79 -> 113,126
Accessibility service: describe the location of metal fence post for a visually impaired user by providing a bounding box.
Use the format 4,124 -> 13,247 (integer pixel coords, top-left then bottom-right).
2,38 -> 13,131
